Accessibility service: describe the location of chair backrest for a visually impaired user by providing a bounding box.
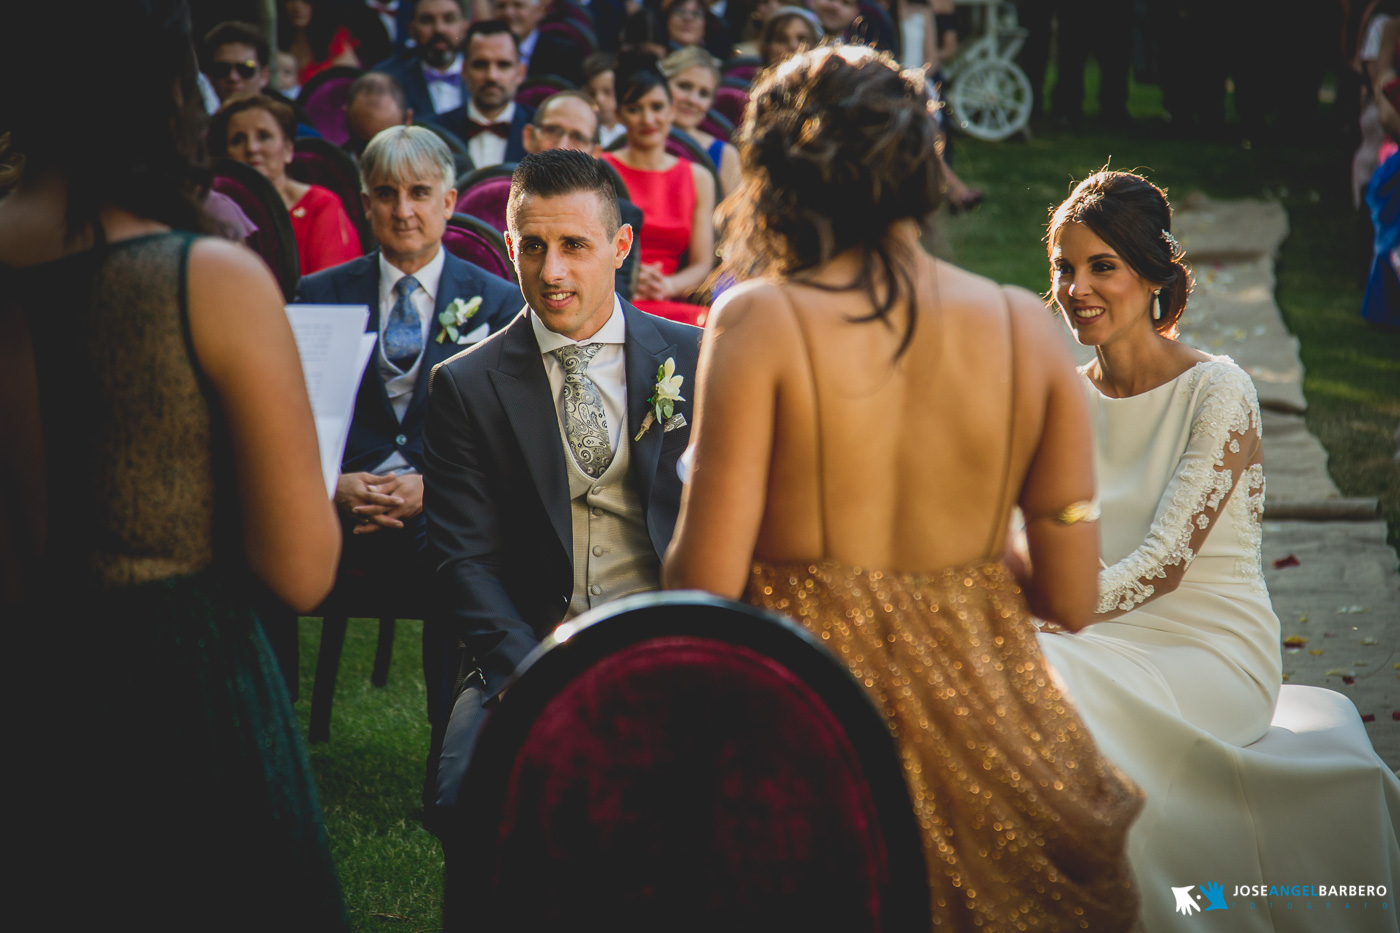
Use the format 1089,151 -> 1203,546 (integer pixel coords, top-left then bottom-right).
721,56 -> 761,86
445,592 -> 931,932
712,84 -> 749,127
664,128 -> 721,190
516,74 -> 577,110
443,213 -> 516,283
453,168 -> 517,232
297,66 -> 363,145
209,158 -> 300,301
698,108 -> 734,144
289,137 -> 372,251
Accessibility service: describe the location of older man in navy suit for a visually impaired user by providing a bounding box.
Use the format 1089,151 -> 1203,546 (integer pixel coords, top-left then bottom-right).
294,124 -> 518,741
430,20 -> 533,170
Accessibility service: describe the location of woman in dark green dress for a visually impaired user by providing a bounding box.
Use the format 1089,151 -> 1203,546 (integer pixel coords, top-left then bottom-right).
0,2 -> 348,928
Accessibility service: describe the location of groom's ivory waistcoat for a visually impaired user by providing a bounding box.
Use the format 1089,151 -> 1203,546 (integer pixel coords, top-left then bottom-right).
561,432 -> 659,620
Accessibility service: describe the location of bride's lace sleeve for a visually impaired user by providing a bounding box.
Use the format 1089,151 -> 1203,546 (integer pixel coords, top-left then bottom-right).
1097,363 -> 1264,614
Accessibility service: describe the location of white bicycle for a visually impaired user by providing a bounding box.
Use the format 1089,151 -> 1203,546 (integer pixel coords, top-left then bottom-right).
943,0 -> 1033,141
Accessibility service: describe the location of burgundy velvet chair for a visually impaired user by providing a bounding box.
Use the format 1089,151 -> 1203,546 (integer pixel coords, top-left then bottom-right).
290,136 -> 373,251
698,107 -> 734,143
297,65 -> 363,146
721,56 -> 761,86
209,157 -> 300,301
453,165 -> 517,233
444,592 -> 931,933
516,74 -> 578,109
712,84 -> 749,127
443,213 -> 516,283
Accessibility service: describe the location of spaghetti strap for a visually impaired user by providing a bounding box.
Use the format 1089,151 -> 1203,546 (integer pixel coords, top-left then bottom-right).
984,285 -> 1017,559
777,287 -> 829,557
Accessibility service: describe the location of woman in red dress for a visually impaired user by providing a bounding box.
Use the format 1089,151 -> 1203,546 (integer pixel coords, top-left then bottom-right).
279,0 -> 361,86
601,64 -> 716,325
211,96 -> 361,275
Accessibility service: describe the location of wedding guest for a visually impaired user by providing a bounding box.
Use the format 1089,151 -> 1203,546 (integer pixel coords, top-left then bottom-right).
211,94 -> 363,274
345,72 -> 413,159
493,0 -> 548,68
373,0 -> 470,121
522,90 -> 647,298
732,0 -> 785,57
659,46 -> 740,196
280,0 -> 362,85
600,63 -> 715,324
806,0 -> 897,54
1,1 -> 347,927
625,0 -> 732,62
423,149 -> 701,828
663,45 -> 1140,927
204,20 -> 273,102
431,20 -> 533,169
294,125 -> 520,806
758,4 -> 821,66
1038,169 -> 1400,925
583,52 -> 627,147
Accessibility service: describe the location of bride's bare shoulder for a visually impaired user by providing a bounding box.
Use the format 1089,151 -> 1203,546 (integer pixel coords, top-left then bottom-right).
706,279 -> 803,335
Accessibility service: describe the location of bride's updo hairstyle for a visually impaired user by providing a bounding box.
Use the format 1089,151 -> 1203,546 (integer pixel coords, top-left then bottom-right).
1047,170 -> 1193,338
719,44 -> 943,357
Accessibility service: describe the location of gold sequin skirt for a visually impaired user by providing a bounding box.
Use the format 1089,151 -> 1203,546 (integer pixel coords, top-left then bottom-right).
747,559 -> 1143,931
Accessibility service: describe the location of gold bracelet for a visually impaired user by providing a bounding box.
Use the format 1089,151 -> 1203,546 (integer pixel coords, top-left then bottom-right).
1052,498 -> 1101,525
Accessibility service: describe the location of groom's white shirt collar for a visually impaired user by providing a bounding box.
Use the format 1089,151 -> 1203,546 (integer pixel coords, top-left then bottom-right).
531,295 -> 628,454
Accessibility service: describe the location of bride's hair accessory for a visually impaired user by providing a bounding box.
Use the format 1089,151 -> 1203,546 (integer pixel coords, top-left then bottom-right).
1053,497 -> 1102,526
1161,229 -> 1180,254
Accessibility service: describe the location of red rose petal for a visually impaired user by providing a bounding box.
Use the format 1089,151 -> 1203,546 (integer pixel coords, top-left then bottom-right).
1392,711 -> 1399,721
1272,554 -> 1300,569
1362,713 -> 1376,723
1343,675 -> 1356,685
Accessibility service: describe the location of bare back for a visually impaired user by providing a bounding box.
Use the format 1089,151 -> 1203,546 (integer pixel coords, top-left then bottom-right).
666,240 -> 1097,626
751,254 -> 1039,571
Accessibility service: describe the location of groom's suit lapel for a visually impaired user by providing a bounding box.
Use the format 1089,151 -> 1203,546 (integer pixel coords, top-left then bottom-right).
622,302 -> 675,531
488,310 -> 572,562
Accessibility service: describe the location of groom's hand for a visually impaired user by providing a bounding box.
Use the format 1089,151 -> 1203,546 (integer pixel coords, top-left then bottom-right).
336,471 -> 421,534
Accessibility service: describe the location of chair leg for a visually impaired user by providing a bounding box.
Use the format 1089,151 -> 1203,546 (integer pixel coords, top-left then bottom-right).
310,615 -> 349,744
371,618 -> 396,687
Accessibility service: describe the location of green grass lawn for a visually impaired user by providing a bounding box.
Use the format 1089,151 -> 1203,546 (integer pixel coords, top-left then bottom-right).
303,86 -> 1399,931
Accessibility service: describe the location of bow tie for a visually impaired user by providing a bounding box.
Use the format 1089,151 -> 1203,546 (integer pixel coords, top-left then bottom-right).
462,118 -> 510,141
423,68 -> 458,85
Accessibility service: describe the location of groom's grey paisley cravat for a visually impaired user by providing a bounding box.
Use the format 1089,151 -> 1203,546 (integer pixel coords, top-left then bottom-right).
554,344 -> 613,478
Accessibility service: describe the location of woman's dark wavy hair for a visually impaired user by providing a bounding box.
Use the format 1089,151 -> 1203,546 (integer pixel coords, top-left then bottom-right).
616,53 -> 673,106
1046,169 -> 1193,338
0,0 -> 213,237
719,45 -> 943,358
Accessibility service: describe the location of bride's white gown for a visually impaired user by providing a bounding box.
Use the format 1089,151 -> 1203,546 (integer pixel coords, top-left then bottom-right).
1039,356 -> 1400,931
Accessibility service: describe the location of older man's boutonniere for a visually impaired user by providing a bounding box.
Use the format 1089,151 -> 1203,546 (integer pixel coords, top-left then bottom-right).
435,296 -> 483,344
633,357 -> 685,441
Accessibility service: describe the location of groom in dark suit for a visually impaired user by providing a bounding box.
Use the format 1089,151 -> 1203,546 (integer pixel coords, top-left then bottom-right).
294,124 -> 518,729
423,150 -> 701,821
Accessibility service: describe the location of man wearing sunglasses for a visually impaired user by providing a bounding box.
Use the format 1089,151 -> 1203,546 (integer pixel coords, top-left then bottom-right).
203,21 -> 271,103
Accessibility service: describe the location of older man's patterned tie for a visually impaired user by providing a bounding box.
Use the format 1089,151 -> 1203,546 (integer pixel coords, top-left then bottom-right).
384,274 -> 422,371
553,344 -> 613,478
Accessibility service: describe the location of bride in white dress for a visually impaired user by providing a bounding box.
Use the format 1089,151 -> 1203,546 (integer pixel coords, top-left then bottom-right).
1037,170 -> 1400,931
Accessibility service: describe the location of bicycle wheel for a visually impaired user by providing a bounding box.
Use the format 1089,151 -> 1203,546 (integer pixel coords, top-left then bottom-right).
947,59 -> 1032,142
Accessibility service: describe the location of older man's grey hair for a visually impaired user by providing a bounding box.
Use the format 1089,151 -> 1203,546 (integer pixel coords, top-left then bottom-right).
359,125 -> 456,193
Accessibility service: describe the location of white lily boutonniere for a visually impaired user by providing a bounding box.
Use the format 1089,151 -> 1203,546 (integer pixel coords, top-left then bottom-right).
633,357 -> 685,441
435,296 -> 483,344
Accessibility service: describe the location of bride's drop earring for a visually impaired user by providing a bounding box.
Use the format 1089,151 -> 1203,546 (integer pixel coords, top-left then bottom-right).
1152,289 -> 1162,321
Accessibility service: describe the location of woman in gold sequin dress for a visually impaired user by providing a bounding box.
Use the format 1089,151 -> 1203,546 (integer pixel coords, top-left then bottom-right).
664,46 -> 1142,930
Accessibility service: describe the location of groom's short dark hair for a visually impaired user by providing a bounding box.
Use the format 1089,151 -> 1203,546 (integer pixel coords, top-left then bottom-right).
508,150 -> 621,234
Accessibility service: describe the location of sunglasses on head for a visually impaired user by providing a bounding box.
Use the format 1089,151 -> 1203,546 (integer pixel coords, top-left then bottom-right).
209,60 -> 259,80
